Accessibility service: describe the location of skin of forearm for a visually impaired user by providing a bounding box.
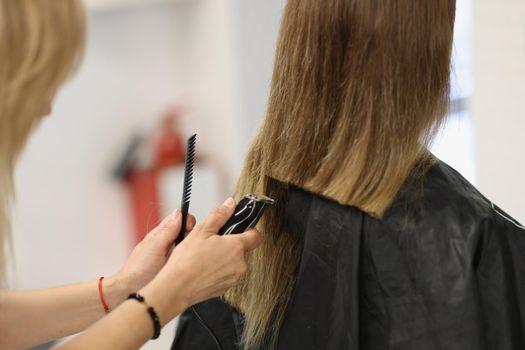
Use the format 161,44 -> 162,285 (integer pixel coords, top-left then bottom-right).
54,301 -> 153,350
54,275 -> 187,350
0,274 -> 134,350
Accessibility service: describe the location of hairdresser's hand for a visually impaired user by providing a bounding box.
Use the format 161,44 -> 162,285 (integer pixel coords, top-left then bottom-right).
115,211 -> 196,294
140,198 -> 263,322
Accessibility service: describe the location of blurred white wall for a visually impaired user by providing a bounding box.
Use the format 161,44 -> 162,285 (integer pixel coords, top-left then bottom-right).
432,0 -> 476,183
232,0 -> 286,147
473,0 -> 525,223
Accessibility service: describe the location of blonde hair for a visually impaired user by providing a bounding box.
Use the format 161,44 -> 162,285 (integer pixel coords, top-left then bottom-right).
0,0 -> 86,284
225,0 -> 456,348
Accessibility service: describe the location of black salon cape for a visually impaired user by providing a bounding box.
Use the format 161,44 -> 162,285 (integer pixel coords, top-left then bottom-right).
171,160 -> 525,350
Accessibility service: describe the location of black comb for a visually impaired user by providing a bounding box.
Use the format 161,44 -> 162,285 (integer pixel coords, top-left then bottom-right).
175,134 -> 196,245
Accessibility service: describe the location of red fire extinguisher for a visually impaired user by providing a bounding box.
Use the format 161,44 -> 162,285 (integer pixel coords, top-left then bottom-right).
115,108 -> 188,244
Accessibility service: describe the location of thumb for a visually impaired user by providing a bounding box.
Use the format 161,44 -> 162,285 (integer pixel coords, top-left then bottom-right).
200,198 -> 236,236
229,229 -> 263,252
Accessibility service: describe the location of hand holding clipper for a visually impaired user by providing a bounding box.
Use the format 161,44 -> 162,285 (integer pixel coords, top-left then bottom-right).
218,194 -> 274,235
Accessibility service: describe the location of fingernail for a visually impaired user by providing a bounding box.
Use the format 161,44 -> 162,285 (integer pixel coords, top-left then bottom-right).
173,209 -> 181,221
222,197 -> 235,208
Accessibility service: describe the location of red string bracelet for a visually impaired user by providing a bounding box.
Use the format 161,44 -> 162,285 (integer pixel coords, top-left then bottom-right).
98,276 -> 110,313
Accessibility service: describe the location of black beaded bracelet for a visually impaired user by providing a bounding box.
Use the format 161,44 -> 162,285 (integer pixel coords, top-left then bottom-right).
127,292 -> 161,339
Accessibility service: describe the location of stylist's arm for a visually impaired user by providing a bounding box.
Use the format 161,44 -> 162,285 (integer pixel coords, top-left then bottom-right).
57,197 -> 262,350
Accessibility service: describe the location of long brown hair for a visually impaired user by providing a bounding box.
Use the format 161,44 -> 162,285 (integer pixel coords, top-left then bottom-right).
225,1 -> 456,348
0,0 -> 86,284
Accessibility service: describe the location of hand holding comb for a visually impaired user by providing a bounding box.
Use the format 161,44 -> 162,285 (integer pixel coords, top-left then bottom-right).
175,134 -> 196,245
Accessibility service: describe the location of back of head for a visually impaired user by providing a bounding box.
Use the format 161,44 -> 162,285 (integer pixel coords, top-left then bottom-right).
226,0 -> 456,348
0,0 -> 86,284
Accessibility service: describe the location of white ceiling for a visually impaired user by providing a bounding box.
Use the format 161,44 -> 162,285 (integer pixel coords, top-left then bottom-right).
83,0 -> 176,11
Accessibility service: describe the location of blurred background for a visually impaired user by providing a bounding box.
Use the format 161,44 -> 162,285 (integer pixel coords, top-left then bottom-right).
7,0 -> 524,348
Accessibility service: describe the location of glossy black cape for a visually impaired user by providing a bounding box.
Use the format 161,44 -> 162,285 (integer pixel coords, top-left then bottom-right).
171,160 -> 525,350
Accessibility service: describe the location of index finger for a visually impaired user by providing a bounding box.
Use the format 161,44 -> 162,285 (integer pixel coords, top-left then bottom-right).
227,229 -> 263,252
200,197 -> 236,236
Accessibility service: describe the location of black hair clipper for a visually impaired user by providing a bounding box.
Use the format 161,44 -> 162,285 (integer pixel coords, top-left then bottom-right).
218,194 -> 274,235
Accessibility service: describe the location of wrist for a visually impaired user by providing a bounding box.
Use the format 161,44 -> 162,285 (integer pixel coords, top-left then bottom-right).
103,274 -> 134,310
138,272 -> 188,325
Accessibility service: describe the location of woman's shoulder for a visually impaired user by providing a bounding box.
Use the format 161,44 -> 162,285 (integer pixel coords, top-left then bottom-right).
284,158 -> 523,239
381,158 -> 524,242
395,159 -> 492,217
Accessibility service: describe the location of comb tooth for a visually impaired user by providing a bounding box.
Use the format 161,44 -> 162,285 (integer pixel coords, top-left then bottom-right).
183,189 -> 191,200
